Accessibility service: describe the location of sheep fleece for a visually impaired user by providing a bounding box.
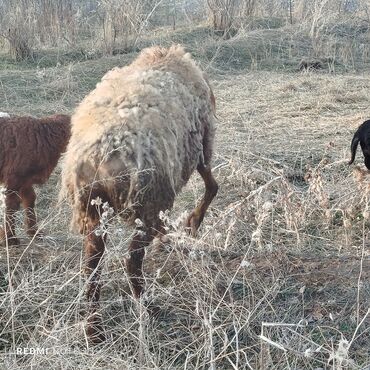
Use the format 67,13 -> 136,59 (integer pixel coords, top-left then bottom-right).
61,45 -> 216,231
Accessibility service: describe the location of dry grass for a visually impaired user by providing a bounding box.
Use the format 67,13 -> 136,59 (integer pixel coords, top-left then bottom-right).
1,35 -> 370,368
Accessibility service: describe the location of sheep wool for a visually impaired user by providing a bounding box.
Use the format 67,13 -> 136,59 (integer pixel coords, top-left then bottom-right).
62,45 -> 216,231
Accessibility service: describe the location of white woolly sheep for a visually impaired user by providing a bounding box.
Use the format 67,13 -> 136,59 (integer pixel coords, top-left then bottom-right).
61,45 -> 218,342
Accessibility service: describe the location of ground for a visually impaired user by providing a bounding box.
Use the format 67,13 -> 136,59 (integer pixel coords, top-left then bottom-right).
0,27 -> 370,369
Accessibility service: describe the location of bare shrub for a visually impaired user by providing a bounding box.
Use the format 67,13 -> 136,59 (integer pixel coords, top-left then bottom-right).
34,0 -> 77,46
97,0 -> 160,55
6,27 -> 33,61
206,0 -> 241,37
0,2 -> 34,61
0,0 -> 78,60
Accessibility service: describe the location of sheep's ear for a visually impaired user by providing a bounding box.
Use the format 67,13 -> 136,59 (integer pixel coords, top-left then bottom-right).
348,132 -> 359,165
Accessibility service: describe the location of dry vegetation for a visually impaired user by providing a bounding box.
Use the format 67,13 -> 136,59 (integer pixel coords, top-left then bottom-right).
1,0 -> 370,369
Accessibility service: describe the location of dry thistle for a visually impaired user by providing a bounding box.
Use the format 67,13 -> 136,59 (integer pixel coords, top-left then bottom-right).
305,166 -> 329,208
352,165 -> 370,195
252,200 -> 273,249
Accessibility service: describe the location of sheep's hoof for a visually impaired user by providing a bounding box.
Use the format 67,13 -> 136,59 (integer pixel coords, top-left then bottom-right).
0,228 -> 20,246
185,212 -> 201,237
87,314 -> 106,344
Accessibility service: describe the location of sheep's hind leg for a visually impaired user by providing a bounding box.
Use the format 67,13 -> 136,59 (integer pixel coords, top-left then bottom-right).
125,221 -> 167,319
126,228 -> 154,298
186,164 -> 218,236
20,186 -> 42,239
0,190 -> 21,246
85,218 -> 106,344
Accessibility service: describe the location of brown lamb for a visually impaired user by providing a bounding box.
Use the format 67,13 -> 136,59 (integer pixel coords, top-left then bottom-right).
60,45 -> 218,342
0,114 -> 71,245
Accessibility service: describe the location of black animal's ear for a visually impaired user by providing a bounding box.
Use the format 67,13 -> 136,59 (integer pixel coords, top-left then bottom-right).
349,131 -> 359,165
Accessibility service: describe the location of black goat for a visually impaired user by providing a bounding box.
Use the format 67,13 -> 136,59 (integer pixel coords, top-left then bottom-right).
349,120 -> 370,169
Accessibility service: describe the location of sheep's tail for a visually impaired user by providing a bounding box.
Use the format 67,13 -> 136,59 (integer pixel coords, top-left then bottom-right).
349,130 -> 360,165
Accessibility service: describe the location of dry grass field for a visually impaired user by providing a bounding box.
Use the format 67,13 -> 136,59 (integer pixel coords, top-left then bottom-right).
1,24 -> 370,369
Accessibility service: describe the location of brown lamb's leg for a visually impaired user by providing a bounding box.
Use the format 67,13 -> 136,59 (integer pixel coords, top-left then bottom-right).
0,189 -> 21,246
20,186 -> 42,238
84,218 -> 106,344
186,163 -> 218,236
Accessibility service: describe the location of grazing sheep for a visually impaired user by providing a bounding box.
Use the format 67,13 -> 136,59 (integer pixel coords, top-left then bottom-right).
0,114 -> 71,245
349,120 -> 370,169
61,45 -> 218,342
0,112 -> 10,118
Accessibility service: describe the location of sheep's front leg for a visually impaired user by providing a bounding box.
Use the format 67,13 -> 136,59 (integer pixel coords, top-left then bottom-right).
186,164 -> 218,236
85,219 -> 106,343
0,190 -> 21,246
20,186 -> 42,238
126,229 -> 153,298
